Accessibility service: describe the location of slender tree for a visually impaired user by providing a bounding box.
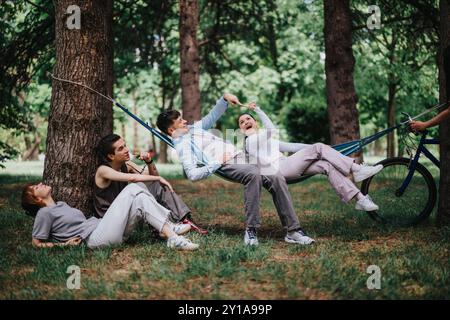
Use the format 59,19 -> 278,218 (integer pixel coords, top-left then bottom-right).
179,0 -> 201,123
323,0 -> 361,154
438,0 -> 450,224
43,0 -> 114,214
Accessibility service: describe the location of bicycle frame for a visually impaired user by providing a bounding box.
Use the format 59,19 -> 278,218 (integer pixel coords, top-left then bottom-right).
398,130 -> 440,196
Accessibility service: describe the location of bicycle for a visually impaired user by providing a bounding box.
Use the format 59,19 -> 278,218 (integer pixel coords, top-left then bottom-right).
360,113 -> 440,226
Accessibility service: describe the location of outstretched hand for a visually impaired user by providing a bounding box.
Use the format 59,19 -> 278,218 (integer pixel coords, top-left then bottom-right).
410,120 -> 427,132
223,93 -> 240,106
247,102 -> 257,111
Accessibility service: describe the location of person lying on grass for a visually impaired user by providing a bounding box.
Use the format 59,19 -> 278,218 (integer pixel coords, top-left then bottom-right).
21,182 -> 199,250
237,102 -> 383,212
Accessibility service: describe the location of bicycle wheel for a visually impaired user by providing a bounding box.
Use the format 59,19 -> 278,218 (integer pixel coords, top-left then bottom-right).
360,157 -> 437,226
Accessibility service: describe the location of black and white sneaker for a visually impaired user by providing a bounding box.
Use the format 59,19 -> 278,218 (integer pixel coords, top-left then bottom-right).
285,229 -> 315,245
244,227 -> 259,246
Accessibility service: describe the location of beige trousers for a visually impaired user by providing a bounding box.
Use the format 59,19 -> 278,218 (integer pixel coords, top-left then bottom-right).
279,143 -> 360,203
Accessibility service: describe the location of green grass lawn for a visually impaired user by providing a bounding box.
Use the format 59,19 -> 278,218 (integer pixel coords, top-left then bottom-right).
0,161 -> 449,299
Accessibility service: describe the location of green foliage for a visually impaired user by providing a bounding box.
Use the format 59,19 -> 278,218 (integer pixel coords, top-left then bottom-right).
0,0 -> 442,162
0,0 -> 54,163
283,96 -> 330,144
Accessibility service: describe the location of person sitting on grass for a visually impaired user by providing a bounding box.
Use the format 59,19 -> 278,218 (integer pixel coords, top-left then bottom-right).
94,134 -> 208,234
237,102 -> 383,212
21,182 -> 199,250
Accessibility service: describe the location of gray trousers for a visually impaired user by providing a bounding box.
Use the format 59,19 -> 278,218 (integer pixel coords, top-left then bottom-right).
220,161 -> 301,232
143,181 -> 190,222
86,183 -> 171,249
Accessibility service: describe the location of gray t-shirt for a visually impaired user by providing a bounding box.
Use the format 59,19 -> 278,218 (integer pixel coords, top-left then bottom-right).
32,201 -> 100,243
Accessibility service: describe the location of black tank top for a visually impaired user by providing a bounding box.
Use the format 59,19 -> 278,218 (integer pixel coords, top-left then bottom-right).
93,163 -> 128,218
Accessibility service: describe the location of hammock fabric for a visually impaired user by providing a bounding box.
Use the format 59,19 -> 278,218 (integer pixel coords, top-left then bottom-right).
112,99 -> 400,184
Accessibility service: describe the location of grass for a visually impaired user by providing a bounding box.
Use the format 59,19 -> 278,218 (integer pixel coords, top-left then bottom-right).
0,161 -> 449,299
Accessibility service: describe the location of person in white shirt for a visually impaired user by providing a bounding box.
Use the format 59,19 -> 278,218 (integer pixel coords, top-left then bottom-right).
237,103 -> 383,212
157,94 -> 315,246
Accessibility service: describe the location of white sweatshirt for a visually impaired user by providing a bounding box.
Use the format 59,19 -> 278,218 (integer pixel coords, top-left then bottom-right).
245,107 -> 310,172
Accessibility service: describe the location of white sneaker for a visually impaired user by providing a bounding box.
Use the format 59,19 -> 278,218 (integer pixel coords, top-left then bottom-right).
244,228 -> 259,246
160,222 -> 191,239
167,235 -> 199,251
353,164 -> 383,182
173,222 -> 191,235
355,195 -> 379,211
285,230 -> 315,245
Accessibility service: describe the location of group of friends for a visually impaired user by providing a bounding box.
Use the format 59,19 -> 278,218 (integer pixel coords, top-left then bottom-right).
21,93 -> 449,251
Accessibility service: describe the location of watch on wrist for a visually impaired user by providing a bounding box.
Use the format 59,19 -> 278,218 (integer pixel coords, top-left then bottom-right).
145,159 -> 154,165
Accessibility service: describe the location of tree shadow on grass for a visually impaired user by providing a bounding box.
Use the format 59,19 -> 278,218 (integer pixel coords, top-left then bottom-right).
301,212 -> 437,242
206,223 -> 288,240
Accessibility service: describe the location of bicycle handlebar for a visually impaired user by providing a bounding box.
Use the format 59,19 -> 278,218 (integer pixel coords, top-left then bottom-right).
401,112 -> 421,136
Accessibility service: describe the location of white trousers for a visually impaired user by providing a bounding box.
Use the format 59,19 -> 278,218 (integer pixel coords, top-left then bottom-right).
86,183 -> 171,248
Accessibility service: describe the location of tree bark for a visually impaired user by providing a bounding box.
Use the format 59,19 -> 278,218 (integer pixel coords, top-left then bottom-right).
159,139 -> 168,164
387,81 -> 397,158
132,93 -> 139,155
437,0 -> 450,224
179,0 -> 201,124
44,0 -> 114,215
324,0 -> 361,159
121,122 -> 126,141
23,134 -> 41,161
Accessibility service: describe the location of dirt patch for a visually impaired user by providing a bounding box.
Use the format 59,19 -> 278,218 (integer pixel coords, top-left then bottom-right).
349,235 -> 413,253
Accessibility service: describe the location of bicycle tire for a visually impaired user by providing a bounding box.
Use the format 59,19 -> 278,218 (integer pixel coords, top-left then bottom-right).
360,157 -> 437,226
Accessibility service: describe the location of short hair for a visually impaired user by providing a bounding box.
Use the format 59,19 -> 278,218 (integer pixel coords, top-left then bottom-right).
157,110 -> 181,135
21,184 -> 44,217
96,133 -> 121,163
237,113 -> 256,126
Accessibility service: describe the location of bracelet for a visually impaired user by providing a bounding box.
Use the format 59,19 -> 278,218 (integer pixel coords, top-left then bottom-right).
145,159 -> 154,165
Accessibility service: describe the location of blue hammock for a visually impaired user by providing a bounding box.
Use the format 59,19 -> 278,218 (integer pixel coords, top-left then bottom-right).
112,99 -> 401,184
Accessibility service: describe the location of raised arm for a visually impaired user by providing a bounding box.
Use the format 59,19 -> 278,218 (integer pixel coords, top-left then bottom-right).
251,105 -> 309,153
193,93 -> 240,130
254,106 -> 277,130
410,106 -> 450,131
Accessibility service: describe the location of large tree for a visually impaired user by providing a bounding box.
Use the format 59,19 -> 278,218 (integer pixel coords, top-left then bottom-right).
323,0 -> 361,153
43,0 -> 114,214
179,0 -> 201,123
438,0 -> 450,224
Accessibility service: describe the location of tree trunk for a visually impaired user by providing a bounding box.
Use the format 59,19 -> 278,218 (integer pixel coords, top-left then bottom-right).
22,134 -> 41,161
179,0 -> 201,124
150,123 -> 157,155
387,81 -> 397,158
437,0 -> 450,224
121,121 -> 126,141
44,0 -> 113,215
132,95 -> 139,155
159,139 -> 168,164
324,0 -> 361,159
